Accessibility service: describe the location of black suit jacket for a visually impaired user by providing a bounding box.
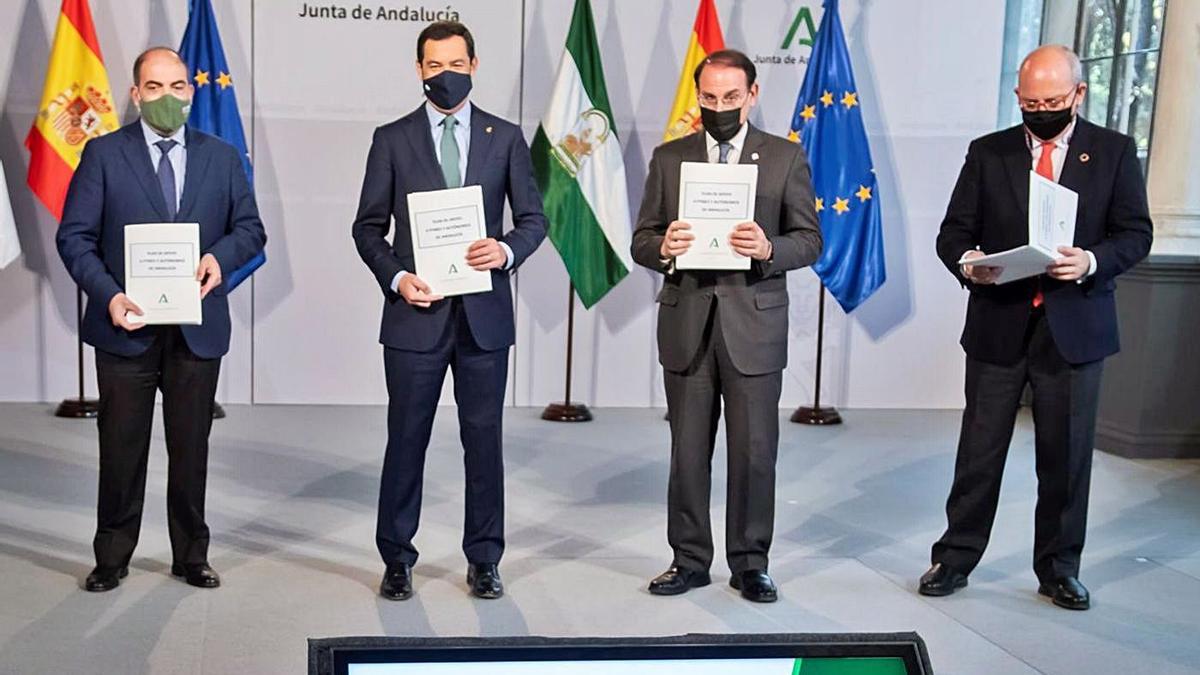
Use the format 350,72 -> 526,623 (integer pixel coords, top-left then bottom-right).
352,104 -> 547,352
56,122 -> 267,359
631,125 -> 822,375
936,118 -> 1153,366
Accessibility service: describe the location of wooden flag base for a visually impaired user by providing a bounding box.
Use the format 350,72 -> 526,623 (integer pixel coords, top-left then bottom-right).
790,405 -> 843,425
55,396 -> 99,418
541,402 -> 593,422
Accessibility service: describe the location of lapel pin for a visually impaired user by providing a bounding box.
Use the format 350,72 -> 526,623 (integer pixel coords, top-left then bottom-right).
1079,152 -> 1090,163
485,126 -> 493,134
751,152 -> 760,161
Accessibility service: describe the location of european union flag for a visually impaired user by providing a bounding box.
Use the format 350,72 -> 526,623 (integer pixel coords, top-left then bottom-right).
179,0 -> 264,291
789,0 -> 884,312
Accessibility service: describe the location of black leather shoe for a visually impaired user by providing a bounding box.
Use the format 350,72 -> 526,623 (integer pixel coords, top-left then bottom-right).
467,563 -> 503,599
379,562 -> 413,601
730,569 -> 778,603
918,563 -> 968,597
84,566 -> 128,592
171,562 -> 221,588
1038,576 -> 1090,610
648,565 -> 711,596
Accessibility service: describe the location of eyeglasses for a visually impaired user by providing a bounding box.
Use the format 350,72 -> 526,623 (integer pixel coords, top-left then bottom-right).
1018,87 -> 1079,112
698,90 -> 746,109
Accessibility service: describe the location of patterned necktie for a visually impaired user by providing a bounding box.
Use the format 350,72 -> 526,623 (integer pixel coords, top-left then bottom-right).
718,141 -> 733,164
1033,140 -> 1055,308
155,139 -> 178,220
440,115 -> 461,188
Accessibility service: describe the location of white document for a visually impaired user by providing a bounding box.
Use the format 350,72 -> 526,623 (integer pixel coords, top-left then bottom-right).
407,185 -> 492,297
958,171 -> 1078,284
675,162 -> 758,270
123,223 -> 202,325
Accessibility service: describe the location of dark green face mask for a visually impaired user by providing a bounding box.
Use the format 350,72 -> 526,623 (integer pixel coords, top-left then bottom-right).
139,94 -> 190,135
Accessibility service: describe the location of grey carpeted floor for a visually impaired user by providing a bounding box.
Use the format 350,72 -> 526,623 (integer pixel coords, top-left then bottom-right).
0,404 -> 1197,674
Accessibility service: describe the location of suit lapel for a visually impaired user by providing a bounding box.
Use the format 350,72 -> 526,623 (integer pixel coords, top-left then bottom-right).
685,129 -> 709,164
402,105 -> 448,190
739,125 -> 765,167
177,128 -> 211,221
1058,119 -> 1093,246
1001,126 -> 1032,223
120,124 -> 170,220
463,105 -> 493,187
1058,119 -> 1092,195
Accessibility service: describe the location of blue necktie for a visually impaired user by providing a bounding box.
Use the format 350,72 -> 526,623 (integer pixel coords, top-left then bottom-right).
155,139 -> 178,220
718,141 -> 733,164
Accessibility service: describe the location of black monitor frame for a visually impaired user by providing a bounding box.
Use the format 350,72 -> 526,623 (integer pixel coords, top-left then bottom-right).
309,633 -> 934,675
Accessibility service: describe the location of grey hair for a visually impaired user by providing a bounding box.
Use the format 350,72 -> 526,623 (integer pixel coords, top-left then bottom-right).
1021,44 -> 1083,85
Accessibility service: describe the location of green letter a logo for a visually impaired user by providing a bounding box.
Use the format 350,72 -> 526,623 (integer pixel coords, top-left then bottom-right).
158,294 -> 169,304
709,237 -> 720,249
448,264 -> 459,275
782,6 -> 817,50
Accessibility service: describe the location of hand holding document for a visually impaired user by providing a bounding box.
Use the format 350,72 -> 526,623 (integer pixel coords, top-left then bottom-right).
675,162 -> 758,270
407,185 -> 492,297
123,223 -> 202,325
958,171 -> 1078,284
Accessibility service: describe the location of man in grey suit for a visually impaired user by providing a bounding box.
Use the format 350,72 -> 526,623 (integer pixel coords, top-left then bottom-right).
631,50 -> 822,603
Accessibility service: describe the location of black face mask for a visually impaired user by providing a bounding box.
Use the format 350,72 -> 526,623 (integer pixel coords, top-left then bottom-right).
423,70 -> 472,111
700,106 -> 743,143
1022,90 -> 1078,141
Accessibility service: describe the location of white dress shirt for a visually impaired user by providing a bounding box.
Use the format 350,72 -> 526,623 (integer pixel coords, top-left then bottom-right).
704,122 -> 749,165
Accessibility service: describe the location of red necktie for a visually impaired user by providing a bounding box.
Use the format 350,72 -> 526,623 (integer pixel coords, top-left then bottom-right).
1032,141 -> 1055,308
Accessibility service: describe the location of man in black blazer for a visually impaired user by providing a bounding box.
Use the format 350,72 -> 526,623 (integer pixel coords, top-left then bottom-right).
631,50 -> 822,603
57,48 -> 267,592
921,45 -> 1152,610
352,21 -> 546,601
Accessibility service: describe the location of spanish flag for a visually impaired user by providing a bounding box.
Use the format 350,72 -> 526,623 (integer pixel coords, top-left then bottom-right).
662,0 -> 725,142
25,0 -> 120,220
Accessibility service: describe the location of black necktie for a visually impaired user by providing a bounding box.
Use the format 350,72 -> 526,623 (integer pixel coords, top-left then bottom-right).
155,139 -> 178,220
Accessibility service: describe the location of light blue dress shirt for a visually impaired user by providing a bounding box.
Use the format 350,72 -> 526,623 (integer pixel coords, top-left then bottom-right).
140,119 -> 186,212
391,101 -> 513,293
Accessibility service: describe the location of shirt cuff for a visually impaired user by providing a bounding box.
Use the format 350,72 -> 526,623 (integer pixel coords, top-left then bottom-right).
1075,250 -> 1098,285
500,242 -> 515,270
391,270 -> 407,293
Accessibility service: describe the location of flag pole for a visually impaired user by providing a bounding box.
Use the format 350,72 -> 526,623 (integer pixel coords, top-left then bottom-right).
791,282 -> 842,425
542,281 -> 593,422
55,287 -> 99,418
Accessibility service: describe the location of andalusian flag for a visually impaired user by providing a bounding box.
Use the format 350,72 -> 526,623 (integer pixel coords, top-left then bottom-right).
25,0 -> 119,220
662,0 -> 725,142
531,0 -> 632,309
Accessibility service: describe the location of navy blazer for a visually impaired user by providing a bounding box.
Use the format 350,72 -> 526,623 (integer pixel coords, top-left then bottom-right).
352,104 -> 547,352
56,122 -> 267,359
936,119 -> 1153,365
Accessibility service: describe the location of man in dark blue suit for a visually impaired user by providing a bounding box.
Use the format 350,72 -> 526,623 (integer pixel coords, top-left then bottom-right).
352,21 -> 547,601
921,46 -> 1152,610
57,47 -> 266,592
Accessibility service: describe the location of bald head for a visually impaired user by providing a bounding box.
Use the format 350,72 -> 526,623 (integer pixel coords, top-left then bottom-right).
1016,45 -> 1086,113
133,47 -> 188,86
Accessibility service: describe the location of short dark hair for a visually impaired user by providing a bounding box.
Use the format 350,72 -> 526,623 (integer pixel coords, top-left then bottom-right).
693,49 -> 757,89
416,21 -> 476,63
133,46 -> 188,85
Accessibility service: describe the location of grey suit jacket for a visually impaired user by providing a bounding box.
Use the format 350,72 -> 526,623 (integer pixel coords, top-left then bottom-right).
631,124 -> 822,376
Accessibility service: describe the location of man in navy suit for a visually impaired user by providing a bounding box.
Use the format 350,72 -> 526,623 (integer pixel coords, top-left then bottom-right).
352,21 -> 546,601
920,46 -> 1152,610
57,47 -> 266,592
